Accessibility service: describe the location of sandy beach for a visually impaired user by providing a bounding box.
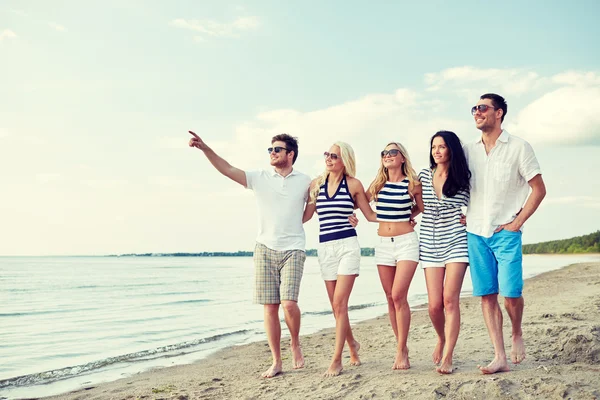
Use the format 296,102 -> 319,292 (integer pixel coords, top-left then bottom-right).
42,261 -> 600,400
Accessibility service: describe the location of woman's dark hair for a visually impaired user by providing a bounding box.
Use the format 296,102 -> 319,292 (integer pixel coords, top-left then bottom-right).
429,130 -> 471,197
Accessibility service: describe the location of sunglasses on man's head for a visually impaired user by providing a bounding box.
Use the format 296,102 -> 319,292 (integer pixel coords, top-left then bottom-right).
323,151 -> 339,160
381,149 -> 401,158
471,104 -> 497,115
267,146 -> 288,154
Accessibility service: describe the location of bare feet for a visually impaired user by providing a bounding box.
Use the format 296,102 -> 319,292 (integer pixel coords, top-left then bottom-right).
262,362 -> 282,378
478,356 -> 510,374
436,355 -> 453,374
291,343 -> 305,369
511,335 -> 526,364
323,360 -> 343,377
432,339 -> 445,365
349,340 -> 361,366
392,346 -> 410,370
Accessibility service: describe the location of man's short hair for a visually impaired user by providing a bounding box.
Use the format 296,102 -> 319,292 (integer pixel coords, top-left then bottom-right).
272,133 -> 299,164
481,93 -> 508,123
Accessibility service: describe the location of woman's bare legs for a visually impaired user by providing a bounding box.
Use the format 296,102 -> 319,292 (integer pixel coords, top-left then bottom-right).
324,276 -> 360,377
390,260 -> 418,369
424,267 -> 446,365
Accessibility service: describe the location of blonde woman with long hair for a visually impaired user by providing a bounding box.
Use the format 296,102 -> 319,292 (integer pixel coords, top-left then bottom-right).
303,141 -> 376,377
367,141 -> 424,370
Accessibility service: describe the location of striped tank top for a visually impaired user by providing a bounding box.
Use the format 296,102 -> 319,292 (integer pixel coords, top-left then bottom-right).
316,175 -> 357,243
375,179 -> 413,222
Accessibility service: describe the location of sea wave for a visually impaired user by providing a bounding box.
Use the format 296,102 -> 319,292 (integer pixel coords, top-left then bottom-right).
0,329 -> 250,389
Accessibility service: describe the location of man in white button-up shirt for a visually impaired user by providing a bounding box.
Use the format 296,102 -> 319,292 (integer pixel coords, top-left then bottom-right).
188,131 -> 311,379
464,93 -> 546,374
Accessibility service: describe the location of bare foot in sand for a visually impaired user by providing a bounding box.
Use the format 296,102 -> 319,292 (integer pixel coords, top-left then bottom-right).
291,344 -> 304,369
323,360 -> 343,377
432,339 -> 444,365
511,335 -> 526,364
262,362 -> 282,378
436,355 -> 453,374
392,347 -> 410,370
349,340 -> 361,366
478,356 -> 510,374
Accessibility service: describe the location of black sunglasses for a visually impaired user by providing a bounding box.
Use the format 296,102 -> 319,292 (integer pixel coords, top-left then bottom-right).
267,146 -> 288,154
323,151 -> 339,160
381,149 -> 401,158
471,104 -> 497,115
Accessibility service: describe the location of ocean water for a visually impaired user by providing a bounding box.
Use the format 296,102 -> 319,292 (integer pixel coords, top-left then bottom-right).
1,254 -> 598,399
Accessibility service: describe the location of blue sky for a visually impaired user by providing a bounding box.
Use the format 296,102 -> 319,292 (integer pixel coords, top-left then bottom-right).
1,1 -> 599,255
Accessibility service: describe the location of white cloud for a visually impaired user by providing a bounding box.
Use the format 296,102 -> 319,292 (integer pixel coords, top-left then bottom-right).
82,179 -> 128,189
170,16 -> 260,40
48,22 -> 67,32
147,176 -> 196,188
0,29 -> 17,41
10,9 -> 28,17
543,196 -> 600,209
228,88 -> 469,179
508,86 -> 600,145
425,66 -> 547,97
552,71 -> 600,86
36,173 -> 62,183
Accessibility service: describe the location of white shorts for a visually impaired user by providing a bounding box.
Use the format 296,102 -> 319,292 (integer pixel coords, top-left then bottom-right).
421,258 -> 469,269
375,231 -> 420,266
317,236 -> 361,281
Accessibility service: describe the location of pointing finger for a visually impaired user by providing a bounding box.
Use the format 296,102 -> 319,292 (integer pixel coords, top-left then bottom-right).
188,130 -> 200,139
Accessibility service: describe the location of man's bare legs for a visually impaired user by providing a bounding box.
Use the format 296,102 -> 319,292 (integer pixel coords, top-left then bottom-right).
438,263 -> 467,374
263,304 -> 282,378
323,275 -> 359,377
479,294 -> 510,374
281,300 -> 304,369
325,279 -> 361,368
504,296 -> 526,364
424,268 -> 446,365
391,261 -> 418,370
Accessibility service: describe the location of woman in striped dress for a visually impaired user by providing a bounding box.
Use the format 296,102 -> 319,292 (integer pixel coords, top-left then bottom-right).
302,141 -> 376,377
367,142 -> 423,370
418,130 -> 471,374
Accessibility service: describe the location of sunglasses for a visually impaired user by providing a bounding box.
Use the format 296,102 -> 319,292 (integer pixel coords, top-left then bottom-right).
267,146 -> 288,154
381,149 -> 401,158
471,104 -> 497,115
323,151 -> 339,160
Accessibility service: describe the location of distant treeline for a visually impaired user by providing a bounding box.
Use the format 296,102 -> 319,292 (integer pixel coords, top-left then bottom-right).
113,231 -> 599,257
113,248 -> 376,257
522,231 -> 600,254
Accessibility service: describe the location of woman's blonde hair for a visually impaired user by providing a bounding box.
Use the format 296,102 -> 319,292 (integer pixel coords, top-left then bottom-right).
309,141 -> 356,204
368,141 -> 419,201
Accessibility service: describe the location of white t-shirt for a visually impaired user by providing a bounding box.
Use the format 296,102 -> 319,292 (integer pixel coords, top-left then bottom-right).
464,130 -> 542,238
245,169 -> 311,251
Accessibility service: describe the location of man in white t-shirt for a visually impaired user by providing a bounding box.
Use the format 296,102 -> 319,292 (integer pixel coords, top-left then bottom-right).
464,93 -> 546,374
188,131 -> 311,378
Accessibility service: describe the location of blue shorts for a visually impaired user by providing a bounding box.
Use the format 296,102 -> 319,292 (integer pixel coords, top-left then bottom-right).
467,230 -> 523,298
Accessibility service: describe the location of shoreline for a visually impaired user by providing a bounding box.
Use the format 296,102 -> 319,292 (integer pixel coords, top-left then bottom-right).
34,261 -> 600,400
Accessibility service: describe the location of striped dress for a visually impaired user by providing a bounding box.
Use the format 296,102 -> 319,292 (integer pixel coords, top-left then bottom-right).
375,179 -> 413,222
316,175 -> 357,243
418,168 -> 469,265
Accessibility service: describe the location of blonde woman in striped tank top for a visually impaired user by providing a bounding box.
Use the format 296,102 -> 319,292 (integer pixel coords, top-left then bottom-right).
302,141 -> 377,377
367,142 -> 424,370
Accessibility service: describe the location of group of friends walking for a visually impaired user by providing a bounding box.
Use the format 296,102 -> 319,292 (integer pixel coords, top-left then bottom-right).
188,93 -> 547,378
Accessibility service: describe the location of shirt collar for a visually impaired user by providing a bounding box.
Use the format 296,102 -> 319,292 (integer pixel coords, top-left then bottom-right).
271,168 -> 297,178
476,129 -> 510,144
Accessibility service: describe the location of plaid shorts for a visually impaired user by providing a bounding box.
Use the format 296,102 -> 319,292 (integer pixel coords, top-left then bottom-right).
253,242 -> 306,304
